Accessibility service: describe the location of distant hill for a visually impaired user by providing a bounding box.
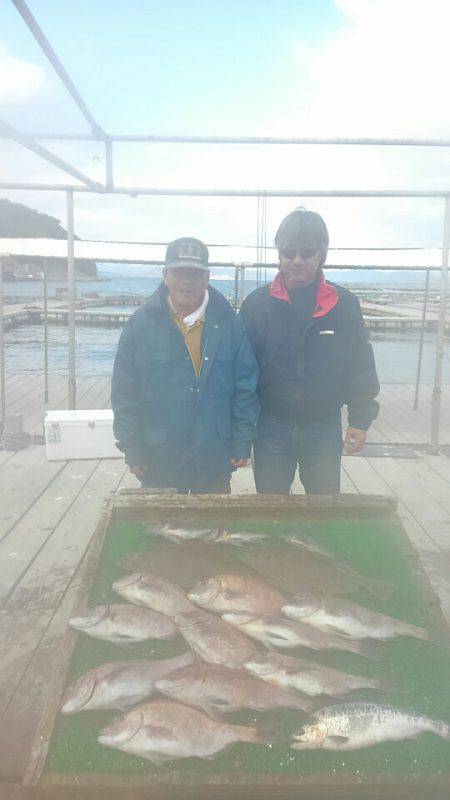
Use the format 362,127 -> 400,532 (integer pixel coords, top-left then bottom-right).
0,198 -> 97,279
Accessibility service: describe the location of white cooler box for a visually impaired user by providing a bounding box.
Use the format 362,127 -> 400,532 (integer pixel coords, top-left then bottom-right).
45,409 -> 122,461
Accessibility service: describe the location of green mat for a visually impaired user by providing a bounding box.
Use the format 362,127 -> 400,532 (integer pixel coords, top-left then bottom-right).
45,517 -> 450,778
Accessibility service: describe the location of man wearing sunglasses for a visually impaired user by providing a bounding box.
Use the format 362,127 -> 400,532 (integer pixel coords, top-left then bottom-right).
240,208 -> 379,494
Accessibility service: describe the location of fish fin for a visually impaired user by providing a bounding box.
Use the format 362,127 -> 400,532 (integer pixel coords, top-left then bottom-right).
363,577 -> 394,602
146,751 -> 173,765
221,589 -> 244,600
321,623 -> 354,638
325,735 -> 349,745
254,720 -> 286,745
207,695 -> 233,708
424,631 -> 450,648
354,640 -> 383,661
142,724 -> 178,743
374,676 -> 405,694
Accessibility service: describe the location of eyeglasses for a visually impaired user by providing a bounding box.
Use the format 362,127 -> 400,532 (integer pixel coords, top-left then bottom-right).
280,247 -> 320,261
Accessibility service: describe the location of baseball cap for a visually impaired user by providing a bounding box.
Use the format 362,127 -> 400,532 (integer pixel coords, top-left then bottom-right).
165,237 -> 209,271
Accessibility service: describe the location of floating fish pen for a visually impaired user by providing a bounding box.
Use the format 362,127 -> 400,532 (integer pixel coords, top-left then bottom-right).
24,492 -> 450,799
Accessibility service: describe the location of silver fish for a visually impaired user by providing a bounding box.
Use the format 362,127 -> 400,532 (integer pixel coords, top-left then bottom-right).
113,573 -> 194,617
222,613 -> 378,660
98,700 -> 267,763
283,535 -> 393,601
147,523 -> 220,543
244,652 -> 394,698
291,702 -> 450,751
147,523 -> 268,546
61,653 -> 193,713
188,573 -> 284,615
283,594 -> 441,643
69,604 -> 177,644
175,609 -> 257,668
155,664 -> 313,716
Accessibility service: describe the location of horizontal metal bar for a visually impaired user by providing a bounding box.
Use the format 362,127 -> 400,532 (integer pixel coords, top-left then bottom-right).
0,119 -> 103,190
3,132 -> 450,147
0,182 -> 449,198
11,0 -> 106,139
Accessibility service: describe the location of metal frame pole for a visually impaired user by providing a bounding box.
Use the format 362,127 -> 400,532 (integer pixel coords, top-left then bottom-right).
239,265 -> 246,307
67,191 -> 76,409
234,265 -> 239,311
0,258 -> 5,433
43,258 -> 49,403
0,119 -> 102,189
430,197 -> 450,450
413,269 -> 430,410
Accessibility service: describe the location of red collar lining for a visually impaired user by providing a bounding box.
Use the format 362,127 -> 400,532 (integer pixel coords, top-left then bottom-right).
269,269 -> 338,318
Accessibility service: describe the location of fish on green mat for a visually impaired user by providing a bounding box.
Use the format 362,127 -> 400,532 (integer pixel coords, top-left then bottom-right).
117,541 -> 257,590
69,604 -> 177,644
113,573 -> 195,616
222,613 -> 380,660
188,573 -> 285,616
98,700 -> 271,764
61,653 -> 193,713
283,535 -> 394,601
282,594 -> 446,644
238,544 -> 393,602
155,663 -> 314,716
175,609 -> 257,668
290,702 -> 450,751
146,523 -> 269,546
244,652 -> 398,698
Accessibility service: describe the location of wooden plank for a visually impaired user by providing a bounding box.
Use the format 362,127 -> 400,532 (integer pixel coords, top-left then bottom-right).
21,377 -> 98,433
366,456 -> 450,552
6,460 -> 127,610
23,376 -> 106,433
0,784 -> 20,800
344,456 -> 441,554
0,460 -> 99,605
396,456 -> 450,516
0,451 -> 15,467
378,386 -> 431,441
0,609 -> 53,719
0,573 -> 86,781
0,448 -> 64,543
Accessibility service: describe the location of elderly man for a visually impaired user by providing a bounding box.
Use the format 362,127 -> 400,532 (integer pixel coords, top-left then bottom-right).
240,208 -> 379,495
112,237 -> 259,493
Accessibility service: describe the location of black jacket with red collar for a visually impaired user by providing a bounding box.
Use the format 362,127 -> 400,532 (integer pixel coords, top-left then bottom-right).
240,270 -> 379,430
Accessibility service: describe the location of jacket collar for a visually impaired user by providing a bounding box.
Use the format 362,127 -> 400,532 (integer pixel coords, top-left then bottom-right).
269,269 -> 338,318
145,282 -> 229,319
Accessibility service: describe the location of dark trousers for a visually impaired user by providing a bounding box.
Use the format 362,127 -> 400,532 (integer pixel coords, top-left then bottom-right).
140,472 -> 231,494
253,414 -> 343,495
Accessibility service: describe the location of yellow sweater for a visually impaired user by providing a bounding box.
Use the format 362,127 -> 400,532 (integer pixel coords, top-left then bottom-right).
170,310 -> 205,376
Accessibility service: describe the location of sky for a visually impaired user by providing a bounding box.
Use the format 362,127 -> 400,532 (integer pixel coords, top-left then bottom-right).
1,0 -> 450,252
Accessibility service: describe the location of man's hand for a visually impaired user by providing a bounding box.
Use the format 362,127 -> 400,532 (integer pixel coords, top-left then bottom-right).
344,427 -> 367,455
129,464 -> 146,480
230,458 -> 248,469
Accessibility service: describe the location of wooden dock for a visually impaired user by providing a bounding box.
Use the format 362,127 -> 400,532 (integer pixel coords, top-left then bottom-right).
3,298 -> 449,333
0,374 -> 450,794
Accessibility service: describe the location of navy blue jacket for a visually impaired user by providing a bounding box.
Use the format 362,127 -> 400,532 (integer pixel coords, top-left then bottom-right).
111,284 -> 259,489
240,276 -> 379,430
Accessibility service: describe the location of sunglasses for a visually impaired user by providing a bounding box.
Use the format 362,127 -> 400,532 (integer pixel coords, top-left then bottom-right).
280,247 -> 320,261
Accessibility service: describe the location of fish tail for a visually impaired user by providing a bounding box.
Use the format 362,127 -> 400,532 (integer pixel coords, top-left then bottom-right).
431,720 -> 450,741
372,676 -> 405,694
362,577 -> 395,602
290,695 -> 316,713
239,720 -> 285,745
351,639 -> 382,661
423,630 -> 450,648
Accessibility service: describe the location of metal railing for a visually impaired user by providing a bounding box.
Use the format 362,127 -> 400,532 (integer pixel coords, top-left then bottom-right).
1,0 -> 449,449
